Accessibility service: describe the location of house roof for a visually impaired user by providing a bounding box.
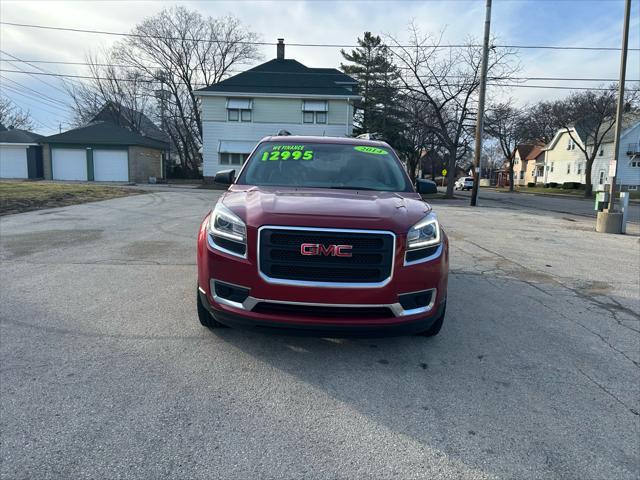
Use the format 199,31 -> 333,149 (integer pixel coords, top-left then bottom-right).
90,101 -> 168,143
515,144 -> 536,159
0,128 -> 44,144
44,121 -> 169,149
525,144 -> 545,161
195,59 -> 359,97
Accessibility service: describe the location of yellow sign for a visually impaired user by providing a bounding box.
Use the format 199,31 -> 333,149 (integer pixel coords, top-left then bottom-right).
442,169 -> 448,176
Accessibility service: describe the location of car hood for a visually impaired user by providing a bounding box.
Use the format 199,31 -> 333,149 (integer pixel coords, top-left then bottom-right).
220,185 -> 432,233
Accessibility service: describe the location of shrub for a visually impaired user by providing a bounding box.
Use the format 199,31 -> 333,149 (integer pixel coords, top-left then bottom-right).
527,182 -> 536,188
562,182 -> 582,190
549,182 -> 559,188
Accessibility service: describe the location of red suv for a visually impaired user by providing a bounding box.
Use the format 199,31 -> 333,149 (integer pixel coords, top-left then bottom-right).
197,136 -> 449,336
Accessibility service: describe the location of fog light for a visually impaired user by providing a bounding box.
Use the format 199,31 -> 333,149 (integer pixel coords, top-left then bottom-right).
398,290 -> 433,311
213,281 -> 250,303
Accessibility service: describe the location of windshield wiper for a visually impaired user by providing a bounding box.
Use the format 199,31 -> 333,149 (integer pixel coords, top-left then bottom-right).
328,186 -> 378,191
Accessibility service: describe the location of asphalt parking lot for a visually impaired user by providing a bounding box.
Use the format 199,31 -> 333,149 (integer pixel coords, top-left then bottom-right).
1,190 -> 639,480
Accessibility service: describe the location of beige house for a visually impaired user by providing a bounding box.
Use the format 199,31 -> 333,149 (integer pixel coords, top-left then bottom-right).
524,145 -> 546,185
512,144 -> 536,186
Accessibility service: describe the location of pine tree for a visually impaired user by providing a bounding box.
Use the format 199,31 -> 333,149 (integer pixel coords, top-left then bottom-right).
340,32 -> 404,143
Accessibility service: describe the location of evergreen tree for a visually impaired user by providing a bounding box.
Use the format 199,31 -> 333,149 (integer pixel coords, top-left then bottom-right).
340,32 -> 404,144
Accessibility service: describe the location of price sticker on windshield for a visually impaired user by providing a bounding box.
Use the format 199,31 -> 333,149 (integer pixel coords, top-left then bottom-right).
354,146 -> 388,155
261,145 -> 314,161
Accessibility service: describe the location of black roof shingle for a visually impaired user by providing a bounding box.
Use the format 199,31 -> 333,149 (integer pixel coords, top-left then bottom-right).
196,59 -> 358,96
44,122 -> 168,149
0,129 -> 44,144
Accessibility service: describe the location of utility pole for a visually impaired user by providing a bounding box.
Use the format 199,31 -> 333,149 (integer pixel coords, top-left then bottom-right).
470,0 -> 492,207
607,0 -> 631,212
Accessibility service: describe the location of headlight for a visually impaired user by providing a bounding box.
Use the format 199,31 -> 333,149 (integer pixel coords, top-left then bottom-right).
406,213 -> 440,250
208,202 -> 246,244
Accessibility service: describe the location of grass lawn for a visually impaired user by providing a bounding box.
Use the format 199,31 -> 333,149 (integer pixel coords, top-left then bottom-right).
0,181 -> 144,216
495,186 -> 640,202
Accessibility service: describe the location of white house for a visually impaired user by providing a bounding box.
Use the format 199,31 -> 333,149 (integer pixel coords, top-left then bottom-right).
0,127 -> 44,179
542,113 -> 640,190
194,39 -> 361,179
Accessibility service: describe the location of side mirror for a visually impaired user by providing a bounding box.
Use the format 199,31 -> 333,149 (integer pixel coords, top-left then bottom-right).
416,179 -> 438,194
214,169 -> 235,185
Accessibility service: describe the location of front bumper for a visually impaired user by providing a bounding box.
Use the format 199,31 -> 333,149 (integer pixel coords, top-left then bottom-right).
198,289 -> 445,336
197,217 -> 449,331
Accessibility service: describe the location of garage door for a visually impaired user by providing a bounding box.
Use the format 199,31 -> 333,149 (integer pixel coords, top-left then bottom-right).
93,149 -> 128,182
0,146 -> 28,179
52,148 -> 87,181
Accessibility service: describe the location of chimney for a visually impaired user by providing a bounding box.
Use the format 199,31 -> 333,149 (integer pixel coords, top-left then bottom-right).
277,38 -> 285,60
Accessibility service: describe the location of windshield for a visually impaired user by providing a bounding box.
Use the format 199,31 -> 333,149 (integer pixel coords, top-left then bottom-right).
237,141 -> 413,192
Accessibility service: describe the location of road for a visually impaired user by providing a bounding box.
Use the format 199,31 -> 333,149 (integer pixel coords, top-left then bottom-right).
1,190 -> 639,479
452,188 -> 640,224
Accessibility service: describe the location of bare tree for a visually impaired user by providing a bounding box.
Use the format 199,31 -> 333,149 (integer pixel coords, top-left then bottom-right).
394,94 -> 432,182
67,48 -> 152,130
116,8 -> 261,174
555,86 -> 637,197
522,100 -> 567,144
68,7 -> 261,175
387,24 -> 517,197
0,96 -> 34,130
484,101 -> 528,191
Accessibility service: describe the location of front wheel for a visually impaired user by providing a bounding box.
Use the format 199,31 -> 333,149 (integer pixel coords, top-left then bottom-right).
197,289 -> 225,329
416,302 -> 446,337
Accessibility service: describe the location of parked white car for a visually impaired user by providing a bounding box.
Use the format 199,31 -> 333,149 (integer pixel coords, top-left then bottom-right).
454,177 -> 474,191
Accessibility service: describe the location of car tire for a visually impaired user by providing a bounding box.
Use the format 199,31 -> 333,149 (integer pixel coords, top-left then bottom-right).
197,289 -> 225,329
416,301 -> 446,337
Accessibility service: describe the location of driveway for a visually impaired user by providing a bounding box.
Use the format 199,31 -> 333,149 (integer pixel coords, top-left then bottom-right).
1,191 -> 638,479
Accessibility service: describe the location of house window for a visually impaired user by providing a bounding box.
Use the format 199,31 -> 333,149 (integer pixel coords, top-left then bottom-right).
219,153 -> 249,166
519,171 -> 524,180
228,109 -> 251,122
567,138 -> 577,150
226,98 -> 253,122
567,164 -> 571,174
599,171 -> 605,184
302,100 -> 328,124
577,162 -> 583,175
599,148 -> 604,156
550,162 -> 554,172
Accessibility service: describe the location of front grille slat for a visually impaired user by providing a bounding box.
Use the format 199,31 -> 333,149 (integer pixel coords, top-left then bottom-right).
259,228 -> 394,284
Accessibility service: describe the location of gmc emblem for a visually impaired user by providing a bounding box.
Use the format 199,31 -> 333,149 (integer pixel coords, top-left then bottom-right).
300,243 -> 353,257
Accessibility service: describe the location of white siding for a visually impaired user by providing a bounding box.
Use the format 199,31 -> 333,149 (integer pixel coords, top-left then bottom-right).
616,122 -> 640,188
201,97 -> 227,122
0,145 -> 29,179
328,100 -> 349,125
253,98 -> 301,123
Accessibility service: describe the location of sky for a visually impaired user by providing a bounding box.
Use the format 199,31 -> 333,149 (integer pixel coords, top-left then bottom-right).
0,0 -> 639,135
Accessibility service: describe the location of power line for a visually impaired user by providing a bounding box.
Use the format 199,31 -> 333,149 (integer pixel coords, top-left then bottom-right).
1,57 -> 639,83
1,21 -> 639,52
2,68 -> 636,92
1,85 -> 69,116
0,50 -> 73,95
0,75 -> 69,108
